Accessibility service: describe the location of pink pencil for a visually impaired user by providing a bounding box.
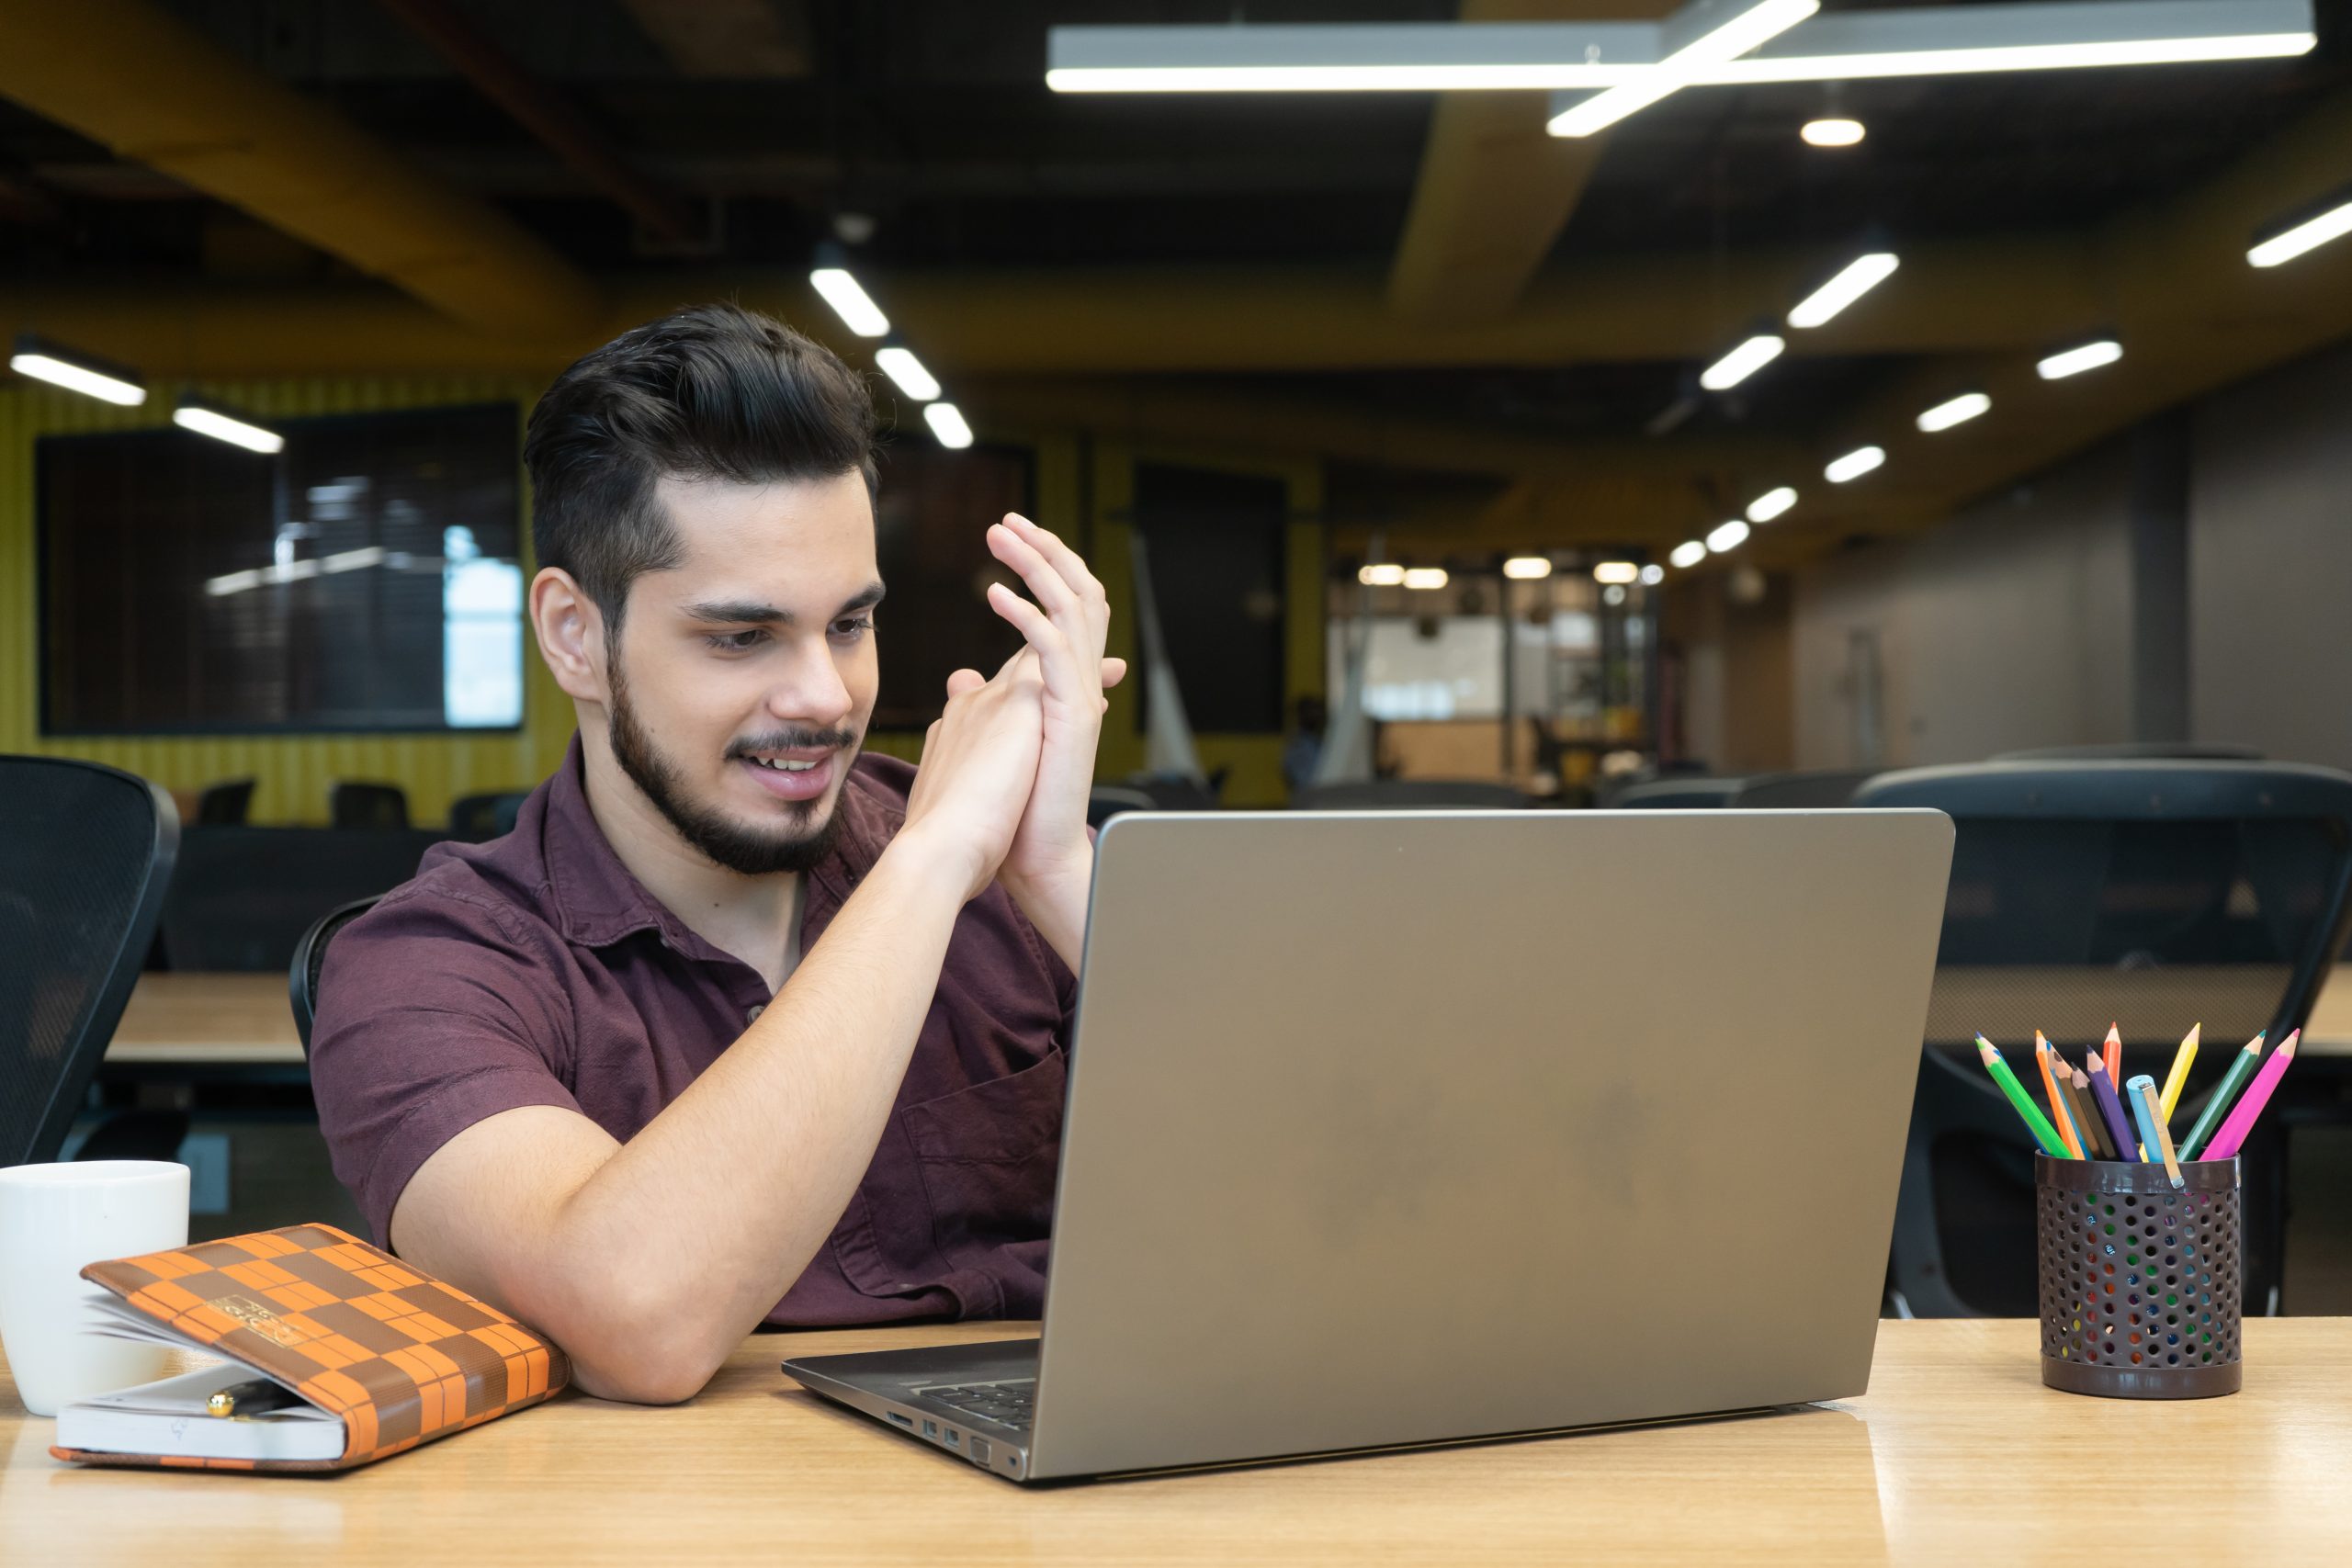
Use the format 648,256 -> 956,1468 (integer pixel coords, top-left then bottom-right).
2200,1030 -> 2300,1162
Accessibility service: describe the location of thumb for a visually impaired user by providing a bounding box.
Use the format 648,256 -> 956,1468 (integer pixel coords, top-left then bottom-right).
944,667 -> 987,699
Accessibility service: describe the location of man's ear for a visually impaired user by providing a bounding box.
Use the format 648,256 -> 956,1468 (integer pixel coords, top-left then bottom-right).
531,568 -> 609,705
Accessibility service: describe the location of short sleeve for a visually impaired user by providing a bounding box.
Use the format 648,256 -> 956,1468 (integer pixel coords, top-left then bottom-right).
309,887 -> 584,1250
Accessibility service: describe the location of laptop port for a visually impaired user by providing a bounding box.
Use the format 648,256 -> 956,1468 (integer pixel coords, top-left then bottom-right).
886,1411 -> 912,1428
969,1438 -> 992,1466
922,1419 -> 937,1438
944,1428 -> 960,1450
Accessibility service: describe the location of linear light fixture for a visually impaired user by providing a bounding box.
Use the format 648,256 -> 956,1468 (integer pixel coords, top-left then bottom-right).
2037,339 -> 2125,380
1402,567 -> 1451,590
1825,446 -> 1886,484
1747,486 -> 1798,524
8,333 -> 146,406
1787,252 -> 1900,329
1802,118 -> 1864,147
1502,556 -> 1554,580
1359,562 -> 1408,586
1669,539 -> 1709,570
174,396 -> 284,455
1549,0 -> 1819,139
1917,391 -> 1992,433
809,244 -> 889,338
1593,560 -> 1642,584
1700,333 -> 1785,391
922,401 -> 974,449
875,344 -> 942,401
1705,519 -> 1751,553
2249,188 -> 2352,269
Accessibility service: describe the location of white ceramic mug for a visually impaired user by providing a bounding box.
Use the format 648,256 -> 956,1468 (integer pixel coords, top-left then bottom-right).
0,1160 -> 190,1416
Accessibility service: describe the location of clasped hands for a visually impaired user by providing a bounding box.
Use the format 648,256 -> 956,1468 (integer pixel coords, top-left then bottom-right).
899,514 -> 1126,912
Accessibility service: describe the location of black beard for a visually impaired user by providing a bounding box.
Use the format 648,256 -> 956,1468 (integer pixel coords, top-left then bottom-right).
606,653 -> 858,877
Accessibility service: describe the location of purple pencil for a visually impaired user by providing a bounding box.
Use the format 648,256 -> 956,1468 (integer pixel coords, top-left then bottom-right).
2084,1055 -> 2142,1162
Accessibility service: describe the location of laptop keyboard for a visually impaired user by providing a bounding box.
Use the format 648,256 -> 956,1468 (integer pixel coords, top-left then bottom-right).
918,1379 -> 1035,1428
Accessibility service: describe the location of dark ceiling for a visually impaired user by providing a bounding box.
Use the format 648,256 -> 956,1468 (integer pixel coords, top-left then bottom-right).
5,0 -> 2350,478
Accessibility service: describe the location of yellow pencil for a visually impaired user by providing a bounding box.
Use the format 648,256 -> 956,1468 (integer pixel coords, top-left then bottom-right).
2158,1023 -> 2200,1123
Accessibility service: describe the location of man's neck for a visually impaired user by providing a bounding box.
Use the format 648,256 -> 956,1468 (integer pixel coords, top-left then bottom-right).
577,728 -> 802,987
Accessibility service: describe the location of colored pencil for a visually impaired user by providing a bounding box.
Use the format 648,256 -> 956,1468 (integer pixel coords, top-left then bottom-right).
2056,1063 -> 2109,1159
2199,1030 -> 2300,1163
2103,1022 -> 2121,1084
2084,1055 -> 2141,1163
2034,1033 -> 2083,1158
2178,1032 -> 2265,1161
1975,1035 -> 2071,1158
2127,1074 -> 2185,1190
2158,1023 -> 2200,1123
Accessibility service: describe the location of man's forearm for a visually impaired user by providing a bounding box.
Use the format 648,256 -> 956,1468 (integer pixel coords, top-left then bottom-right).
526,832 -> 972,1396
999,845 -> 1092,972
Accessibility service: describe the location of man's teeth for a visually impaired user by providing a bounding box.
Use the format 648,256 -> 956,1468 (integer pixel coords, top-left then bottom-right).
750,757 -> 820,772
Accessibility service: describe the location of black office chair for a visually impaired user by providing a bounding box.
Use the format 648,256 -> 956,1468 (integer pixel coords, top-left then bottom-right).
331,781 -> 411,830
447,790 -> 530,842
1087,786 -> 1159,829
1291,779 -> 1527,810
1121,774 -> 1223,811
159,827 -> 445,972
195,777 -> 256,825
1858,761 -> 2352,1318
1729,770 -> 1883,808
288,897 -> 382,1054
0,756 -> 179,1167
1607,776 -> 1744,809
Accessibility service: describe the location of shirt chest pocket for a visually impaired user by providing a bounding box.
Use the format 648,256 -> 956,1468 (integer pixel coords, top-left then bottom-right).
831,1047 -> 1068,1301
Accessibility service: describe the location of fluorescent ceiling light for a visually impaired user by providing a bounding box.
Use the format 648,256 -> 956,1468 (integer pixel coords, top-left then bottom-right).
1502,556 -> 1554,580
1706,519 -> 1751,554
1639,564 -> 1666,586
1402,567 -> 1450,590
1550,0 -> 1820,138
8,336 -> 145,406
922,401 -> 974,448
875,344 -> 942,401
1669,539 -> 1708,570
1593,560 -> 1640,584
1825,446 -> 1886,484
1359,562 -> 1408,586
322,546 -> 387,574
1700,333 -> 1786,392
2037,339 -> 2125,379
1917,391 -> 1992,433
1747,486 -> 1798,524
2248,195 -> 2352,268
810,265 -> 889,337
173,399 -> 284,455
1802,118 -> 1864,147
1787,252 -> 1899,329
1046,21 -> 1655,94
1698,1 -> 2315,83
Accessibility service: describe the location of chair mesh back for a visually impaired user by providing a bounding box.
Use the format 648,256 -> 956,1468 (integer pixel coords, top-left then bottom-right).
1920,815 -> 2344,1050
161,827 -> 444,972
0,757 -> 175,1166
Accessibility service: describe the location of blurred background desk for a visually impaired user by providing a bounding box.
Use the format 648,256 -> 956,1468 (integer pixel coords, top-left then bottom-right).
106,974 -> 304,1071
7,1319 -> 2352,1564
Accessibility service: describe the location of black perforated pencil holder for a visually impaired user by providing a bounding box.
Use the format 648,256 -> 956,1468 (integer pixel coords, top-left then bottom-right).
2035,1153 -> 2242,1398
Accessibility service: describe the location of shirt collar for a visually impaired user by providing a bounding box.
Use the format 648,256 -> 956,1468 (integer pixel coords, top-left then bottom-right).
539,733 -> 888,953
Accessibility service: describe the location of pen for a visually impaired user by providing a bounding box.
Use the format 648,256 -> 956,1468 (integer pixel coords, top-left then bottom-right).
207,1378 -> 300,1418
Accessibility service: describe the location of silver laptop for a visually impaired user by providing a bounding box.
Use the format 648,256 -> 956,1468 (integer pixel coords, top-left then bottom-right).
784,807 -> 1953,1482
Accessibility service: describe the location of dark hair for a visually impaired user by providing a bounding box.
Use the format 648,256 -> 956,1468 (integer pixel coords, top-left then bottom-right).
525,303 -> 877,631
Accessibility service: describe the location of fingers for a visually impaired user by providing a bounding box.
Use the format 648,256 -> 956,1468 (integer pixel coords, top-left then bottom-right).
1001,513 -> 1105,614
944,667 -> 987,699
1101,657 -> 1128,689
988,522 -> 1082,624
986,581 -> 1068,665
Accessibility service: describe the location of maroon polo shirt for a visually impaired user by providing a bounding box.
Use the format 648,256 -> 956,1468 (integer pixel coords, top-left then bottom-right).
308,736 -> 1075,1325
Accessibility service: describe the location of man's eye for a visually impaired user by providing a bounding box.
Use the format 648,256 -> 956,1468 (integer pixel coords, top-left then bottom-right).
831,617 -> 875,640
706,629 -> 768,652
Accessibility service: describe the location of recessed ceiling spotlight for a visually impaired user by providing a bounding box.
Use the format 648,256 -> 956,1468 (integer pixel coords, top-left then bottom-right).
1592,560 -> 1641,585
1825,446 -> 1886,484
1502,556 -> 1554,580
1917,392 -> 1992,433
1639,564 -> 1666,586
2037,339 -> 2125,380
1358,563 -> 1407,587
1669,540 -> 1708,570
1700,333 -> 1787,392
1706,519 -> 1751,554
1747,486 -> 1799,524
1402,567 -> 1450,590
1802,118 -> 1865,147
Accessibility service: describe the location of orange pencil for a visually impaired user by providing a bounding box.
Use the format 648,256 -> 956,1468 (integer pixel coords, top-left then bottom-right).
2103,1022 -> 2121,1083
2034,1033 -> 2082,1157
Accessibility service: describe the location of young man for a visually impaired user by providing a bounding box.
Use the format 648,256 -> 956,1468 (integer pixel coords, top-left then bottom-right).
310,305 -> 1125,1404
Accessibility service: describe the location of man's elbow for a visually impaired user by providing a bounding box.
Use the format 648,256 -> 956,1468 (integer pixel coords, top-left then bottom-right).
536,1278 -> 733,1405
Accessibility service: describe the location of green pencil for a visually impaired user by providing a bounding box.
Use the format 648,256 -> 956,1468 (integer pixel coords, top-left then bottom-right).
1975,1035 -> 2071,1157
2179,1031 -> 2266,1160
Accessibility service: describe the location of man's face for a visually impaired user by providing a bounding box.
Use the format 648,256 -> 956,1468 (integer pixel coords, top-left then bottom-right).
601,469 -> 882,875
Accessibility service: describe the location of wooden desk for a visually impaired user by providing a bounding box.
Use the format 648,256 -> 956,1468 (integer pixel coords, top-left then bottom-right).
107,973 -> 305,1067
8,1318 -> 2352,1563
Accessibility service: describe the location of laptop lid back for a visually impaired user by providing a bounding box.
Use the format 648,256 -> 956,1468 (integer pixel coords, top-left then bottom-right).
1027,808 -> 1953,1479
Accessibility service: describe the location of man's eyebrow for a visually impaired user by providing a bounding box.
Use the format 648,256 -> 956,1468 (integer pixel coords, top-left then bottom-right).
683,582 -> 886,626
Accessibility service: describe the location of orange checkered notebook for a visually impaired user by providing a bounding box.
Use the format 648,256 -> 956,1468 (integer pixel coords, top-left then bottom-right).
50,1223 -> 569,1473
